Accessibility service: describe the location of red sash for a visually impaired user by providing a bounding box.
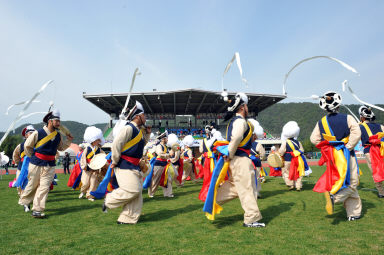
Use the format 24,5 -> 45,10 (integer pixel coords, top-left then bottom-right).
288,152 -> 300,181
35,152 -> 55,161
199,156 -> 213,201
368,135 -> 384,183
237,147 -> 250,155
313,140 -> 340,193
157,158 -> 167,162
177,158 -> 184,184
120,155 -> 140,166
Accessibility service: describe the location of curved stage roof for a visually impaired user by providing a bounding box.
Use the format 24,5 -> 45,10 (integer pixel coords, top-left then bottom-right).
83,88 -> 286,117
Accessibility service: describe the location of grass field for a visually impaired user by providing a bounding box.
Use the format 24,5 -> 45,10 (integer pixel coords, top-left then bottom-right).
1,164 -> 384,255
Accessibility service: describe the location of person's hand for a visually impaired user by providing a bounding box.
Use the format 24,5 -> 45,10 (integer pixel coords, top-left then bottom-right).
145,126 -> 152,134
223,155 -> 229,162
110,163 -> 116,169
67,134 -> 74,142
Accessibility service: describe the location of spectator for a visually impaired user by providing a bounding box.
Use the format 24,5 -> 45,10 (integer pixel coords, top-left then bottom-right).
63,152 -> 71,175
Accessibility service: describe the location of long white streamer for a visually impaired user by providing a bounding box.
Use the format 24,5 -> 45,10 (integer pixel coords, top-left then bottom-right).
6,100 -> 40,115
342,80 -> 384,112
18,111 -> 46,121
0,80 -> 53,147
221,52 -> 248,90
341,104 -> 359,122
113,68 -> 141,139
283,56 -> 359,95
121,68 -> 141,118
9,112 -> 46,133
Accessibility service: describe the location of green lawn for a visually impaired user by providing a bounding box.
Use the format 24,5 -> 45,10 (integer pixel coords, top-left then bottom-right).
1,164 -> 383,255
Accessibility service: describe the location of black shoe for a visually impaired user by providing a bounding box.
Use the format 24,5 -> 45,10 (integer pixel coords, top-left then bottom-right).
23,204 -> 30,212
347,216 -> 361,221
378,194 -> 384,198
32,211 -> 45,218
102,201 -> 108,213
243,222 -> 266,228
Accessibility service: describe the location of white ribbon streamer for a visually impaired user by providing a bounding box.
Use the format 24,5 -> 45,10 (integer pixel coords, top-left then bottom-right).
121,68 -> 141,118
0,80 -> 53,147
283,56 -> 359,95
18,111 -> 47,121
6,100 -> 40,115
113,68 -> 141,139
340,104 -> 359,122
222,52 -> 248,91
342,80 -> 384,112
9,112 -> 46,133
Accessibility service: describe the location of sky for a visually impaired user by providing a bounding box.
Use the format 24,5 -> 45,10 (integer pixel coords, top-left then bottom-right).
1,0 -> 384,131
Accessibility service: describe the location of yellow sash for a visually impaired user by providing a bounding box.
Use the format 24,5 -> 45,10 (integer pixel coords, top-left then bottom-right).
259,167 -> 267,177
203,138 -> 213,158
163,144 -> 168,153
206,161 -> 229,220
239,122 -> 253,147
122,129 -> 143,152
87,147 -> 97,159
35,130 -> 58,149
226,119 -> 253,147
147,152 -> 155,160
321,116 -> 351,194
286,140 -> 305,177
20,151 -> 25,158
163,163 -> 171,186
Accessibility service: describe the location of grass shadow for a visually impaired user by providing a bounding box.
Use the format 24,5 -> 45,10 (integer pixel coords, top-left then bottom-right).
260,189 -> 287,199
328,198 -> 376,225
140,204 -> 202,222
262,202 -> 295,224
212,214 -> 243,229
45,203 -> 100,217
47,196 -> 79,202
212,202 -> 295,229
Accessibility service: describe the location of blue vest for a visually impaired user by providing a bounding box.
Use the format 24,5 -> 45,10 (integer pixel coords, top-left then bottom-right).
250,141 -> 259,156
202,139 -> 213,153
171,152 -> 180,166
226,116 -> 252,157
30,128 -> 61,167
360,122 -> 383,154
183,150 -> 190,158
154,144 -> 168,166
283,138 -> 300,162
17,142 -> 25,170
117,123 -> 146,170
85,146 -> 101,159
318,113 -> 350,141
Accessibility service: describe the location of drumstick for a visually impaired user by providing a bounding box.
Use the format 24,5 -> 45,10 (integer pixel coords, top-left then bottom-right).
58,125 -> 72,137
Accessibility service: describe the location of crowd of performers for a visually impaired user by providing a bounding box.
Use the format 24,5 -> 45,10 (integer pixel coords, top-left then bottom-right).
9,90 -> 384,227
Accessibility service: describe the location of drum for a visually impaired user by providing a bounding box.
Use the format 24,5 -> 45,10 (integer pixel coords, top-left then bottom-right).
267,153 -> 284,168
139,159 -> 149,173
88,153 -> 108,170
0,152 -> 9,166
97,163 -> 109,182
